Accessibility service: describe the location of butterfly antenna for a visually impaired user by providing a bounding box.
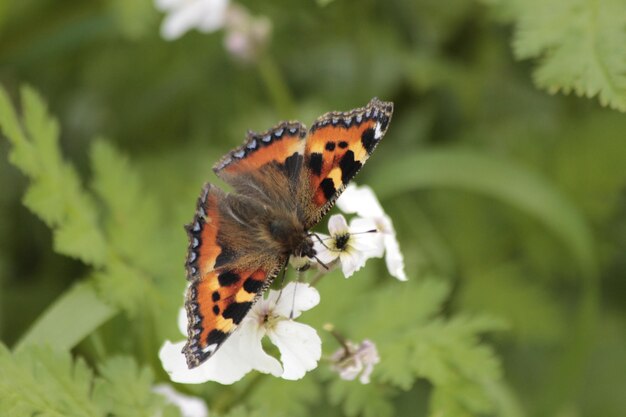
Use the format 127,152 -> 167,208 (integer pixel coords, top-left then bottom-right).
310,233 -> 330,249
314,255 -> 330,270
354,229 -> 378,235
319,229 -> 378,241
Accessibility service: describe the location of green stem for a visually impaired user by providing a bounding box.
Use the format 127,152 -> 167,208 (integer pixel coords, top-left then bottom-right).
257,55 -> 295,118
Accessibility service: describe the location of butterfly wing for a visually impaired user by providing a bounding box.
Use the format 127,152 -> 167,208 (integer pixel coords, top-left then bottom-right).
301,98 -> 393,228
183,183 -> 285,368
213,121 -> 307,204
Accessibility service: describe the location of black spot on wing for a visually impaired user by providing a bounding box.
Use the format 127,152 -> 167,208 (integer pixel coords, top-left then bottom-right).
212,291 -> 220,302
214,245 -> 236,268
222,301 -> 253,324
339,150 -> 363,184
361,128 -> 376,154
243,277 -> 264,293
320,178 -> 336,200
325,142 -> 336,151
206,329 -> 228,346
217,271 -> 240,286
338,141 -> 348,149
309,153 -> 323,176
212,305 -> 220,315
282,152 -> 303,182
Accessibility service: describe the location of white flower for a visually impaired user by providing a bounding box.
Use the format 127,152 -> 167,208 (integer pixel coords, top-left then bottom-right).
152,384 -> 209,417
159,282 -> 321,384
337,184 -> 407,281
330,339 -> 380,384
313,214 -> 383,278
155,0 -> 229,40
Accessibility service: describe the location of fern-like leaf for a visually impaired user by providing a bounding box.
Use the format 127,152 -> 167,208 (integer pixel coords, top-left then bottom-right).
0,85 -> 108,265
486,0 -> 626,112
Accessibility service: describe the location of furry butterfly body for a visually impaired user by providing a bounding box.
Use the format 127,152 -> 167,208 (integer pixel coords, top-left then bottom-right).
183,98 -> 393,368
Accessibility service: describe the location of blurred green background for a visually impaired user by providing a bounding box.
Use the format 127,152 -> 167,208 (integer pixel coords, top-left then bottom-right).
1,1 -> 625,417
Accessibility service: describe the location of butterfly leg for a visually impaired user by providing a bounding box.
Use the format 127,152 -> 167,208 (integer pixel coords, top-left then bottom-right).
289,269 -> 306,319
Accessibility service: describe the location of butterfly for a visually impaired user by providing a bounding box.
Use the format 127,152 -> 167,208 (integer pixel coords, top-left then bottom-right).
182,98 -> 393,368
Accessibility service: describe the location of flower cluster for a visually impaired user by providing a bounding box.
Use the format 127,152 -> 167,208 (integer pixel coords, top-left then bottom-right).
315,184 -> 406,280
155,0 -> 271,62
160,185 -> 405,385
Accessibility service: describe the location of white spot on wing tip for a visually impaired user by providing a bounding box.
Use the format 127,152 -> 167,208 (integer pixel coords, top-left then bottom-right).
203,344 -> 218,354
374,122 -> 384,139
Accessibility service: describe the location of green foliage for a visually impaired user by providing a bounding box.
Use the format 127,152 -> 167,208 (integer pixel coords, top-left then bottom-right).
245,374 -> 321,416
484,0 -> 626,111
14,282 -> 116,351
0,86 -> 107,266
93,356 -> 169,417
356,279 -> 507,417
0,344 -> 101,417
328,381 -> 395,417
0,344 -> 177,417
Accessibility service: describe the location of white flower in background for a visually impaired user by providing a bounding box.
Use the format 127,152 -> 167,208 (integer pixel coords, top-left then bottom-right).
223,4 -> 272,62
155,0 -> 229,40
159,282 -> 321,384
313,214 -> 383,278
337,184 -> 407,281
330,339 -> 380,384
153,384 -> 209,417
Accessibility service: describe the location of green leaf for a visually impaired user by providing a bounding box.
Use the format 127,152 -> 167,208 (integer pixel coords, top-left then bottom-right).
93,356 -> 169,417
372,149 -> 595,277
0,84 -> 108,266
14,282 -> 117,352
92,258 -> 154,317
220,406 -> 269,417
90,139 -> 167,315
328,381 -> 395,417
0,344 -> 102,417
460,265 -> 566,344
485,0 -> 626,112
90,139 -> 163,277
0,345 -> 179,417
245,374 -> 321,417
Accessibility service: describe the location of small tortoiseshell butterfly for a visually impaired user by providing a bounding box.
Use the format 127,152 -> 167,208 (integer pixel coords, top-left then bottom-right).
183,98 -> 393,368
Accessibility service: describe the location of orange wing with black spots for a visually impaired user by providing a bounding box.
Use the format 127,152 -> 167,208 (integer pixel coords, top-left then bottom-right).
214,121 -> 307,196
183,183 -> 283,368
302,98 -> 393,228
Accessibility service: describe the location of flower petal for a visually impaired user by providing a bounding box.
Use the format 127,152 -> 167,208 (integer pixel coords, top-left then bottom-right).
269,283 -> 320,319
349,217 -> 385,258
159,4 -> 203,40
339,249 -> 367,278
268,321 -> 321,380
384,234 -> 407,281
237,318 -> 283,376
153,384 -> 209,417
158,0 -> 227,40
197,0 -> 229,32
337,184 -> 384,218
159,335 -> 251,384
327,214 -> 350,235
177,307 -> 188,335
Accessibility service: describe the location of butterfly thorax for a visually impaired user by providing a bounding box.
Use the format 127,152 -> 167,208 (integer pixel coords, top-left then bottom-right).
267,217 -> 316,259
